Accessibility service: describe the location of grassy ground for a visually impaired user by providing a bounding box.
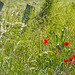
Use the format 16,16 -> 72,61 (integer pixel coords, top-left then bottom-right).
0,0 -> 75,75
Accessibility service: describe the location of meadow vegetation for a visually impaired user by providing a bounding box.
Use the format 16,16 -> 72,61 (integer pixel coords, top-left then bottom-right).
0,0 -> 75,75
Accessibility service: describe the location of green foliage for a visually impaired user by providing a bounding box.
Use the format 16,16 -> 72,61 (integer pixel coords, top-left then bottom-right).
0,0 -> 75,74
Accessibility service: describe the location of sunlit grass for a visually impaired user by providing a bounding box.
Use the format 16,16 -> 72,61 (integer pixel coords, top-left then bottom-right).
0,0 -> 75,75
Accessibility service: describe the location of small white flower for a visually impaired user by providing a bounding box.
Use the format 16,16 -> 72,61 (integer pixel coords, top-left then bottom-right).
57,44 -> 59,46
62,29 -> 64,31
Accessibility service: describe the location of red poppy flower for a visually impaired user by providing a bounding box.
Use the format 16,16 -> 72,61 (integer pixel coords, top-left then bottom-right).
57,49 -> 60,52
69,57 -> 74,61
64,42 -> 69,46
63,59 -> 68,63
72,54 -> 75,58
43,39 -> 48,44
68,61 -> 71,65
73,61 -> 75,64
